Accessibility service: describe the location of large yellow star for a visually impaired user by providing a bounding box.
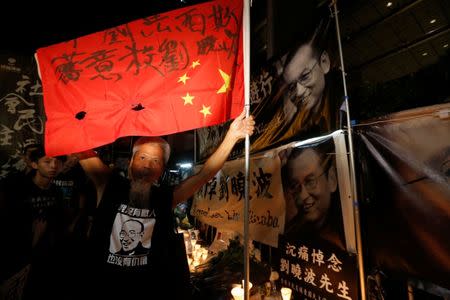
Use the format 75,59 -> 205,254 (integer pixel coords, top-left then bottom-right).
191,60 -> 200,69
217,69 -> 230,94
182,93 -> 194,105
178,73 -> 190,85
199,105 -> 212,118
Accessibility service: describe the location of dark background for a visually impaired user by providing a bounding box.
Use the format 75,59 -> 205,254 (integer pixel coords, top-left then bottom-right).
2,0 -> 449,119
1,0 -> 449,161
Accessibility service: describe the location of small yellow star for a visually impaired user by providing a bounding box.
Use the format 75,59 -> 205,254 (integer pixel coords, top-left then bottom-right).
191,60 -> 200,69
217,69 -> 230,94
182,93 -> 195,105
199,105 -> 212,118
178,73 -> 190,85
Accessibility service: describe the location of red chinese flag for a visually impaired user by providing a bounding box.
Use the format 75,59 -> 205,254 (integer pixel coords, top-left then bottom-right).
36,0 -> 244,156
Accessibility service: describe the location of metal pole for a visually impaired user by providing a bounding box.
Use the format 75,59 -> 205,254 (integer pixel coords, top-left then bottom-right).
193,130 -> 197,165
243,0 -> 251,299
332,1 -> 367,300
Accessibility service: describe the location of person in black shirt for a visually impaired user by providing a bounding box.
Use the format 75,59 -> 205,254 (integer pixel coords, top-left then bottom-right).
77,110 -> 254,299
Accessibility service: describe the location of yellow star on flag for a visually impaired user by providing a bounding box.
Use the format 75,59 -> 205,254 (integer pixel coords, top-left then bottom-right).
182,93 -> 194,105
191,60 -> 200,69
178,73 -> 190,85
199,105 -> 212,118
217,69 -> 230,94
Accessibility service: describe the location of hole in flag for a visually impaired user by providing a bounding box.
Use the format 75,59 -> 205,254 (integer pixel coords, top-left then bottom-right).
75,111 -> 86,120
132,103 -> 145,111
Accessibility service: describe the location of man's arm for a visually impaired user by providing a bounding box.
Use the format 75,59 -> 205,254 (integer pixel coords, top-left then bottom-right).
76,150 -> 111,203
173,110 -> 255,207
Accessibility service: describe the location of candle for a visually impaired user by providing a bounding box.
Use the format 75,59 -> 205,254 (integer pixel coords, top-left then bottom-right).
281,287 -> 292,300
231,281 -> 252,300
201,252 -> 208,261
231,286 -> 244,300
241,280 -> 253,290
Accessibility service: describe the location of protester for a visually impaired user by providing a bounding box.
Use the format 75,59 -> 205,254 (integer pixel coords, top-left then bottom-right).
76,110 -> 254,298
0,145 -> 66,300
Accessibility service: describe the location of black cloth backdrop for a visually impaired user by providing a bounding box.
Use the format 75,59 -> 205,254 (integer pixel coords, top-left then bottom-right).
356,103 -> 450,289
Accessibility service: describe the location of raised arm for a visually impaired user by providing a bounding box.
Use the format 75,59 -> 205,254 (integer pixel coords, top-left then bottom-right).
173,110 -> 255,207
76,150 -> 111,202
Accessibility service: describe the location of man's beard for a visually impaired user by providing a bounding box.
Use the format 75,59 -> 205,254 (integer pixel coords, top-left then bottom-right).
129,180 -> 152,208
131,168 -> 152,181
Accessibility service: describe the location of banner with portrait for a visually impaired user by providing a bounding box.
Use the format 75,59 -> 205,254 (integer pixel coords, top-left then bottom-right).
356,103 -> 450,289
278,131 -> 355,254
196,4 -> 341,162
0,54 -> 44,180
191,130 -> 355,252
275,131 -> 357,300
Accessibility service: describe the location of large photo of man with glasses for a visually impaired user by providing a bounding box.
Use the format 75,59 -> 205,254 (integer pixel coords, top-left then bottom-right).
280,138 -> 345,250
277,135 -> 358,300
196,6 -> 340,161
251,15 -> 338,153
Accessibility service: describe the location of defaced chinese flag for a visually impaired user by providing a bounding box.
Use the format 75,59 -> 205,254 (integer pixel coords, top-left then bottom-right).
36,0 -> 244,156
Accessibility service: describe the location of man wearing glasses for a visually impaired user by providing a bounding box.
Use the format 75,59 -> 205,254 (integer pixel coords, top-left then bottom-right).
282,35 -> 330,129
251,16 -> 336,153
280,141 -> 344,249
115,219 -> 149,255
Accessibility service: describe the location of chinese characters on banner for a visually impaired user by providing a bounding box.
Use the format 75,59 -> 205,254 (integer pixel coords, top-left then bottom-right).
0,54 -> 44,179
36,0 -> 243,156
191,153 -> 285,247
279,236 -> 358,300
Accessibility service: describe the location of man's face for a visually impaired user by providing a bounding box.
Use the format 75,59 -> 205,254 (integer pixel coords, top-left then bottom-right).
130,143 -> 165,183
284,148 -> 336,228
119,220 -> 143,251
33,156 -> 63,179
283,44 -> 329,111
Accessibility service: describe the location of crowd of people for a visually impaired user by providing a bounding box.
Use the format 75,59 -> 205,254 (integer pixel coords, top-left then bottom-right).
0,110 -> 254,299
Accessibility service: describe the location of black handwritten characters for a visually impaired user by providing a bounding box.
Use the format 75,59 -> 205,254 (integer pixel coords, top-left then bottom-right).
36,0 -> 245,157
191,156 -> 282,247
0,56 -> 44,180
279,236 -> 358,300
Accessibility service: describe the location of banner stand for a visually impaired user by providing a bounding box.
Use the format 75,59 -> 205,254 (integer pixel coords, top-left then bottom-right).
243,0 -> 252,299
331,1 -> 367,299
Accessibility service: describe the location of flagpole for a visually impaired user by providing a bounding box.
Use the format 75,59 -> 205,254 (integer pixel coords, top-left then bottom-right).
243,0 -> 251,299
332,1 -> 367,299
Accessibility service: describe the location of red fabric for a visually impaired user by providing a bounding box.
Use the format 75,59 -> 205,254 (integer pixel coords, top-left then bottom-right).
36,0 -> 243,156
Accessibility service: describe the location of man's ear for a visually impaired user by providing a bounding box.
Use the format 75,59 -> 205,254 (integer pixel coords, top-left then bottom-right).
319,51 -> 330,75
31,161 -> 38,170
327,166 -> 338,193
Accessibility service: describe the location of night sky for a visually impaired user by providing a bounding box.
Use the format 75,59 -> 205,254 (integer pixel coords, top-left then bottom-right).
0,1 -> 209,54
